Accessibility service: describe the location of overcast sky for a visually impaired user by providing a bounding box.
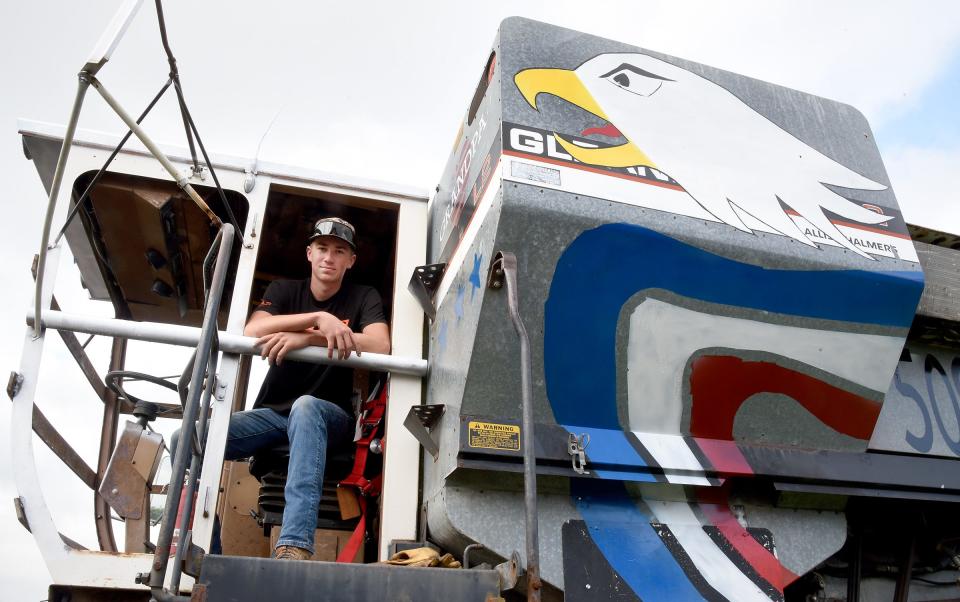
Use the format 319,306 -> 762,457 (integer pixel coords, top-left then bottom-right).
1,1 -> 958,599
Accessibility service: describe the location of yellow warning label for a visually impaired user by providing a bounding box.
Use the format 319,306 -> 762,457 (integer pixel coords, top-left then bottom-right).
468,421 -> 520,451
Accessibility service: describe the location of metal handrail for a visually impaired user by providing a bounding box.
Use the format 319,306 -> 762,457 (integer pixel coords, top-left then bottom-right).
488,251 -> 541,602
148,224 -> 233,600
169,338 -> 218,594
27,311 -> 429,376
168,229 -> 227,593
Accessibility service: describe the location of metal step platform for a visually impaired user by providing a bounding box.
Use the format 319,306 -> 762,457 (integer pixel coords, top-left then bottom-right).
195,556 -> 503,602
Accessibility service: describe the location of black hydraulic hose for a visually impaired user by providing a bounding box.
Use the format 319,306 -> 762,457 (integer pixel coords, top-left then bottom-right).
201,221 -> 222,301
153,0 -> 198,172
54,79 -> 173,245
174,79 -> 243,237
154,0 -> 242,238
847,531 -> 862,602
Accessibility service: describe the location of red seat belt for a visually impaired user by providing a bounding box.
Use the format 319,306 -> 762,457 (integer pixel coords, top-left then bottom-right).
336,383 -> 387,563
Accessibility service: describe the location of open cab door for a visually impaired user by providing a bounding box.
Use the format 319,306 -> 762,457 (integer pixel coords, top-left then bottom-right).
16,119 -> 440,599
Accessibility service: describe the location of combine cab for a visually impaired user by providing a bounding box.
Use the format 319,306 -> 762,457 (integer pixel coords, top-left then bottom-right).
12,7 -> 960,602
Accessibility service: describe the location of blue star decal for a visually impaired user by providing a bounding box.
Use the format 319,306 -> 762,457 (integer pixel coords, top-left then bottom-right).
437,319 -> 448,352
454,284 -> 465,321
468,253 -> 483,299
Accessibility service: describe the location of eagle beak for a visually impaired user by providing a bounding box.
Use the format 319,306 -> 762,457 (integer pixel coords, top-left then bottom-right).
515,68 -> 609,119
514,68 -> 655,169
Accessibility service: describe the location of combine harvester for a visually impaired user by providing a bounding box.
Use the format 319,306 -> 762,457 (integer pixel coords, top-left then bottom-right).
11,2 -> 960,600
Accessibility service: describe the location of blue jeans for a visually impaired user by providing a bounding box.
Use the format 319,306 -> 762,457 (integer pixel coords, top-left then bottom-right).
172,396 -> 352,554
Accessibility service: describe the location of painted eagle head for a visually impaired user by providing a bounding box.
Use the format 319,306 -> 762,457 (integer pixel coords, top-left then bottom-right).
515,53 -> 892,258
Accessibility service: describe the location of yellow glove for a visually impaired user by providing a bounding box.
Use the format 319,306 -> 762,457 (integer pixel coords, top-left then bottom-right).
384,547 -> 440,567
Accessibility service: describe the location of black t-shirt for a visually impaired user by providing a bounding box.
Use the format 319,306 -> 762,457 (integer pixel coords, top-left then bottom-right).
251,279 -> 387,416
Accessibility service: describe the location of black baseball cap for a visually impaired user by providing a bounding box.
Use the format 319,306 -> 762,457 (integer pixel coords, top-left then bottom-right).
308,217 -> 357,250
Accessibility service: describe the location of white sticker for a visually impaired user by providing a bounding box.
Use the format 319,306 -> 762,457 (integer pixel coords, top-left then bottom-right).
511,160 -> 561,186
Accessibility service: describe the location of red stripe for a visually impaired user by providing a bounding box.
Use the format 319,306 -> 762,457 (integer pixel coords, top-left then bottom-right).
581,123 -> 623,138
690,355 -> 881,441
697,489 -> 799,591
693,438 -> 753,476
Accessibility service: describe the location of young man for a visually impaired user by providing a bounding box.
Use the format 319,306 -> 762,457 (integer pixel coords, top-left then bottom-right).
235,216 -> 390,560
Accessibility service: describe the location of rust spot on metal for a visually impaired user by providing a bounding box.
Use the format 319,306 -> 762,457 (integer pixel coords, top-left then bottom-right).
106,550 -> 147,558
190,583 -> 208,602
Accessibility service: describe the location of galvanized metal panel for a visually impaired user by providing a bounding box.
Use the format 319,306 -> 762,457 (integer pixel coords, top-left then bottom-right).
914,240 -> 960,322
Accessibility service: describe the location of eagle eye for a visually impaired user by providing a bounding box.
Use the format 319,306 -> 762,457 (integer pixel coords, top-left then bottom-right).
600,62 -> 673,97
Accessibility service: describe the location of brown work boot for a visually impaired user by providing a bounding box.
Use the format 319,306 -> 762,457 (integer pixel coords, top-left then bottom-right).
275,545 -> 311,561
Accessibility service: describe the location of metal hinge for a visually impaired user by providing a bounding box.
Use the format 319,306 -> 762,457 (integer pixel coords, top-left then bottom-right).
244,212 -> 259,249
202,486 -> 211,518
568,432 -> 590,475
7,371 -> 24,400
13,497 -> 30,532
495,550 -> 523,592
181,531 -> 205,579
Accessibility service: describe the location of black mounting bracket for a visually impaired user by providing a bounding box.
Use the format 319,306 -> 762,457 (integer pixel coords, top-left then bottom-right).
403,404 -> 445,461
407,263 -> 446,319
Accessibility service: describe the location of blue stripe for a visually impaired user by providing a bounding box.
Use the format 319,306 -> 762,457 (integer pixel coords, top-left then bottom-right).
572,480 -> 709,601
545,224 -> 923,429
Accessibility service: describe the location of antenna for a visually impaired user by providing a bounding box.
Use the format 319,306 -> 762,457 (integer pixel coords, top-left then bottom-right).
243,108 -> 284,193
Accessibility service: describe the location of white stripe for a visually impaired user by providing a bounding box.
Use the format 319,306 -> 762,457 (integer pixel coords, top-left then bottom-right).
633,432 -> 711,486
435,162 -> 502,305
649,500 -> 773,602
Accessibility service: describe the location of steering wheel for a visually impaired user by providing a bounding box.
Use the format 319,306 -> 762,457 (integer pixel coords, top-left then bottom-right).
105,370 -> 180,408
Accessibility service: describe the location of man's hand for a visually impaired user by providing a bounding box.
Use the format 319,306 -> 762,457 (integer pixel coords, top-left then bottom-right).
256,331 -> 315,365
313,311 -> 359,360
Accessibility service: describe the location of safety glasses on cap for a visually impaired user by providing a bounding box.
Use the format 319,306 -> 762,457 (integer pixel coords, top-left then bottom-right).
309,217 -> 356,249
